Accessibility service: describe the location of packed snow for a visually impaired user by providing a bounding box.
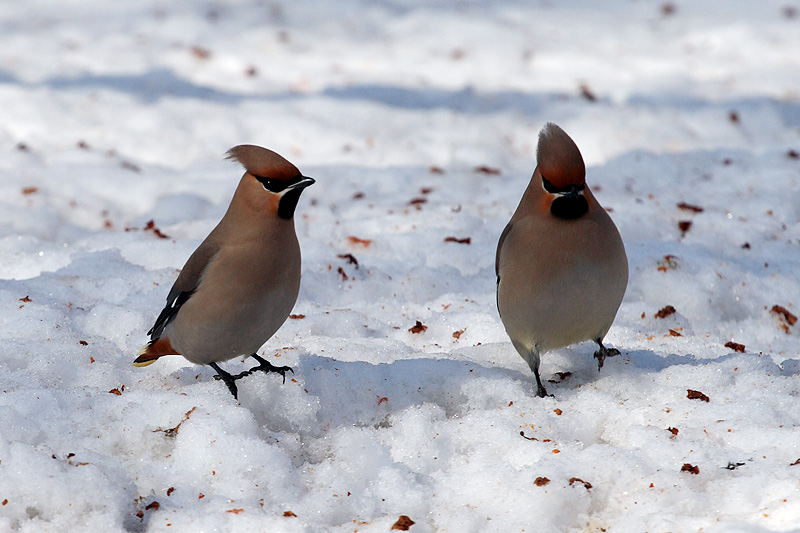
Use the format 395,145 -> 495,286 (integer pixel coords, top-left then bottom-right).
1,0 -> 799,531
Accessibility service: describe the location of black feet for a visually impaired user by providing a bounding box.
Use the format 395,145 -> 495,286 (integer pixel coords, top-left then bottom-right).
210,362 -> 239,399
245,353 -> 294,384
594,340 -> 620,371
210,354 -> 294,399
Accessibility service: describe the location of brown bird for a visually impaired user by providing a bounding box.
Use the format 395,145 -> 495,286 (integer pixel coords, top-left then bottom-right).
134,145 -> 314,399
496,123 -> 628,397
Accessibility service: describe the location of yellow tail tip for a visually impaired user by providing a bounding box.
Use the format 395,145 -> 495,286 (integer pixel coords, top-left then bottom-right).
132,358 -> 157,367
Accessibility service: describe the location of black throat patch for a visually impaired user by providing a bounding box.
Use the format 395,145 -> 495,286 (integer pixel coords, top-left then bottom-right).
550,195 -> 588,219
278,188 -> 303,219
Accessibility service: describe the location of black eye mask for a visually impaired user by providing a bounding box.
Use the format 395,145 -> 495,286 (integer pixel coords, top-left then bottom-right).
254,174 -> 305,193
541,176 -> 585,195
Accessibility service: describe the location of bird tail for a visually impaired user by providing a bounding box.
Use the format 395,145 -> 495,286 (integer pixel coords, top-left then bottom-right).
133,337 -> 178,367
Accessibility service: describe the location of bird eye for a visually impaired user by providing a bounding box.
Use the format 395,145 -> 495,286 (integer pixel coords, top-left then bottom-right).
255,175 -> 288,192
542,176 -> 585,194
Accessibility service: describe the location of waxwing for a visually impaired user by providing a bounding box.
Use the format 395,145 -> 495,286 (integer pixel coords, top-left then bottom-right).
134,145 -> 315,399
496,123 -> 628,397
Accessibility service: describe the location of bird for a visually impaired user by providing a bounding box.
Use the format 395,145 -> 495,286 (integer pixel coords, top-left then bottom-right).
495,123 -> 628,397
133,145 -> 315,399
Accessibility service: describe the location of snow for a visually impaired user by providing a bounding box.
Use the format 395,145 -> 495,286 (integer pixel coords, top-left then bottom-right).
1,0 -> 800,531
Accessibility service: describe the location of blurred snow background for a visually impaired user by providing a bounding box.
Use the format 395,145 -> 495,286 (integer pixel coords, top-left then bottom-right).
1,0 -> 799,531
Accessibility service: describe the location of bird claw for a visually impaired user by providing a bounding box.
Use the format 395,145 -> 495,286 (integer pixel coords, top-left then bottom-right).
245,361 -> 294,384
594,344 -> 620,371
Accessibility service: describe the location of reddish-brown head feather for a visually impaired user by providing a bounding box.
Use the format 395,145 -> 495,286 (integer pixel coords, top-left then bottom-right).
536,123 -> 585,188
226,145 -> 299,181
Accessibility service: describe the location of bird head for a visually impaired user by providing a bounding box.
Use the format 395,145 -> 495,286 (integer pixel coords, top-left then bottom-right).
535,123 -> 588,220
226,145 -> 315,219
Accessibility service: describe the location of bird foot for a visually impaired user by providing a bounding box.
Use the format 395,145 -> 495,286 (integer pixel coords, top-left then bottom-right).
594,343 -> 620,371
243,354 -> 294,384
210,363 -> 240,400
210,356 -> 294,399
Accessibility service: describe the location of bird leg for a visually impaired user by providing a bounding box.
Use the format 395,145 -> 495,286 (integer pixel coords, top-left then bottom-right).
244,353 -> 294,384
533,366 -> 550,398
518,344 -> 553,398
593,340 -> 620,371
210,362 -> 239,399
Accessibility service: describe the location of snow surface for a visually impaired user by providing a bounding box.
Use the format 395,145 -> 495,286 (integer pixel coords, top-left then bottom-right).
2,0 -> 800,531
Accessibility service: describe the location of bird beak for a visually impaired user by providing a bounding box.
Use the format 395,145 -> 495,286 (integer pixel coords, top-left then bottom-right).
561,186 -> 583,199
289,176 -> 315,190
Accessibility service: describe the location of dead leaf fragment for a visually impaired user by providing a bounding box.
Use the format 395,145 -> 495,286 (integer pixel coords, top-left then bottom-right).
283,510 -> 297,517
568,477 -> 592,490
22,187 -> 38,195
657,255 -> 679,272
681,463 -> 700,475
667,427 -> 679,438
579,83 -> 597,102
724,341 -> 745,353
156,406 -> 196,437
452,328 -> 466,340
145,501 -> 160,511
337,253 -> 359,267
771,305 -> 797,326
444,236 -> 471,244
347,235 -> 372,247
687,389 -> 710,403
166,487 -> 175,496
548,371 -> 572,384
678,220 -> 693,235
391,515 -> 415,531
534,477 -> 550,486
19,296 -> 32,302
474,165 -> 500,175
226,508 -> 244,514
144,220 -> 169,239
667,329 -> 683,337
108,388 -> 122,396
121,160 -> 142,173
655,305 -> 676,319
191,46 -> 211,59
409,320 -> 427,334
677,202 -> 704,213
790,458 -> 800,466
289,314 -> 305,319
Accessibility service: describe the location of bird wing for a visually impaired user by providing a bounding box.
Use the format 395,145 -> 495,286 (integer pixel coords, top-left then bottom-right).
147,239 -> 220,340
495,222 -> 514,284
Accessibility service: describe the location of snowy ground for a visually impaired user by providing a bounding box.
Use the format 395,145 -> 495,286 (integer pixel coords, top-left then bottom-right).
2,1 -> 800,531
